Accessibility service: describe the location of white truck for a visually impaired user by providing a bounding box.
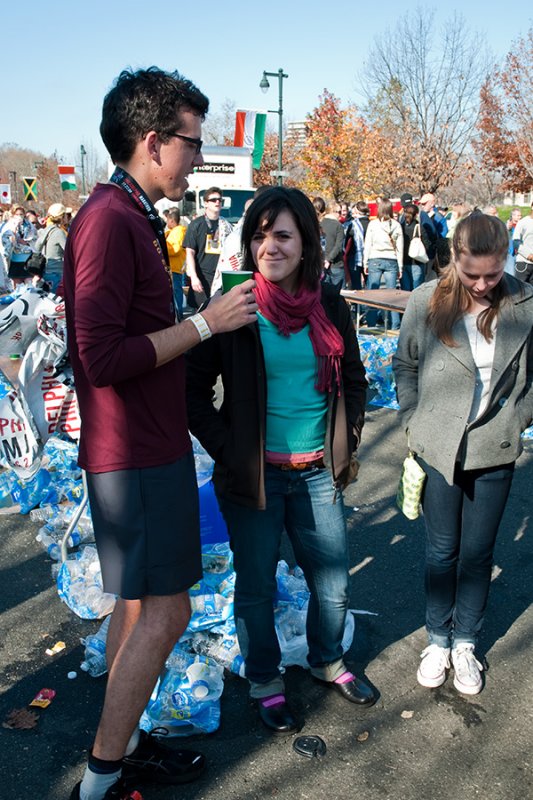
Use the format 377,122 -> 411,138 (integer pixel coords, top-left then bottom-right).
182,146 -> 255,223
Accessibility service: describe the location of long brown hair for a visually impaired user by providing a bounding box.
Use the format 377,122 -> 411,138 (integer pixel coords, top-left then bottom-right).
427,213 -> 510,346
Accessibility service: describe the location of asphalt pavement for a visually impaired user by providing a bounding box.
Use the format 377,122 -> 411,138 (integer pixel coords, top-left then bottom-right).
1,405 -> 532,800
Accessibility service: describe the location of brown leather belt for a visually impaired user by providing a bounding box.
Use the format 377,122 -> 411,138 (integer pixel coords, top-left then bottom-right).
273,457 -> 325,471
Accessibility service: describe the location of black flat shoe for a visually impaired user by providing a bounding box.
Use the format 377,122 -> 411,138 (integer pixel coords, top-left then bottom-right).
319,675 -> 377,706
257,699 -> 298,733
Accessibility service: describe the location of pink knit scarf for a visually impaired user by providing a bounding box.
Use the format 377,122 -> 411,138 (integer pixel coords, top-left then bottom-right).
253,272 -> 344,395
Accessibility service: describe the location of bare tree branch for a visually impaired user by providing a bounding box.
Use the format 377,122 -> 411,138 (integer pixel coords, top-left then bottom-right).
361,8 -> 490,192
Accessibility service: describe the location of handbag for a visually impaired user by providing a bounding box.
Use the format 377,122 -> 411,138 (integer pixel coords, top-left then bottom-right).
396,451 -> 426,520
25,250 -> 46,276
26,227 -> 53,276
408,224 -> 429,264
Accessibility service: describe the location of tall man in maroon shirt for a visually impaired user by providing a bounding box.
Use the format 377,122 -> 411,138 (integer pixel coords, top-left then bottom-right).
63,67 -> 258,800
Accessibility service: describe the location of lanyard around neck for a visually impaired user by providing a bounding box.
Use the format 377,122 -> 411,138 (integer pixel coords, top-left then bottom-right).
109,167 -> 170,265
109,167 -> 176,319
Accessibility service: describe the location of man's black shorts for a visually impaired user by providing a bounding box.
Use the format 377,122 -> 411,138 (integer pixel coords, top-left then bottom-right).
87,451 -> 202,600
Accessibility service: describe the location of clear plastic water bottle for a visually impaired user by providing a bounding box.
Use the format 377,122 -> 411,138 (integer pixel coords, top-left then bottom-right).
80,615 -> 111,677
194,635 -> 245,677
36,529 -> 61,560
30,503 -> 62,523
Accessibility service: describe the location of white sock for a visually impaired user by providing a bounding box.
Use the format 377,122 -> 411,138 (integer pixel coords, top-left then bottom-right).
79,765 -> 121,800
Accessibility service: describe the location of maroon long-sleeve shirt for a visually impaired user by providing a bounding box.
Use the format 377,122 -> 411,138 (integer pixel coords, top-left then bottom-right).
63,183 -> 190,472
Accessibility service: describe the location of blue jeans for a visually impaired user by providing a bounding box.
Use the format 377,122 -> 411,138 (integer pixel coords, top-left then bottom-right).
45,258 -> 63,293
348,265 -> 364,290
400,262 -> 424,291
420,460 -> 515,647
217,464 -> 349,696
366,258 -> 400,328
172,272 -> 184,317
504,253 -> 515,277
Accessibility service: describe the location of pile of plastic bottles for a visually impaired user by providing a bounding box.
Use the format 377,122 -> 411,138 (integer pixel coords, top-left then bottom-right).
187,543 -> 235,633
140,648 -> 224,736
357,333 -> 400,410
76,546 -> 356,736
0,435 -> 82,514
80,615 -> 111,677
56,545 -> 116,619
188,621 -> 245,678
33,501 -> 93,560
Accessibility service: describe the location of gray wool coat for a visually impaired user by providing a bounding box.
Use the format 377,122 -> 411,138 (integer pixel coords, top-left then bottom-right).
392,275 -> 533,485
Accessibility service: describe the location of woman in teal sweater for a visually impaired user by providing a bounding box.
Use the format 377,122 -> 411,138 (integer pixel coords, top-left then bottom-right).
187,187 -> 376,733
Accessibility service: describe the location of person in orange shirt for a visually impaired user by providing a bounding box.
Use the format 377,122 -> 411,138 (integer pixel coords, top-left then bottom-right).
165,207 -> 187,317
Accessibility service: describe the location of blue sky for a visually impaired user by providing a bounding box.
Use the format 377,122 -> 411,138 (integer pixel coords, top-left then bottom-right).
3,0 -> 526,165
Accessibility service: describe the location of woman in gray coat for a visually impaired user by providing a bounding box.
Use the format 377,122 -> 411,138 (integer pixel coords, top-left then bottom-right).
35,203 -> 68,292
393,213 -> 533,696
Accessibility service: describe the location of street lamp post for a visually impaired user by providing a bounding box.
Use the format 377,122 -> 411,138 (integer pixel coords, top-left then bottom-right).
80,145 -> 87,196
33,162 -> 44,211
8,171 -> 17,203
259,68 -> 288,185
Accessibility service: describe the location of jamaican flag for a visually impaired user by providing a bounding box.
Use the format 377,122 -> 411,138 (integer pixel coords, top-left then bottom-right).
22,177 -> 38,202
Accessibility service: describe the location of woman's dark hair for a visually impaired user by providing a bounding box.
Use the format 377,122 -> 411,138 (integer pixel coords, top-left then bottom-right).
100,66 -> 209,163
241,187 -> 323,290
427,213 -> 512,346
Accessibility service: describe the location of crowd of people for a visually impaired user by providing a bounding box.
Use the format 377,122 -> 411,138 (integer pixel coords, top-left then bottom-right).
323,194 -> 533,294
0,64 -> 532,800
0,201 -> 72,295
2,185 -> 531,319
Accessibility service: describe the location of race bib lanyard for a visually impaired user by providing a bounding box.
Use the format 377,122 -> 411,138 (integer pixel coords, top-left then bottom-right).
109,167 -> 176,319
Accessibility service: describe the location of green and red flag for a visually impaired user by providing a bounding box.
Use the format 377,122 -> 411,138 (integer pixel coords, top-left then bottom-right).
58,165 -> 77,191
234,110 -> 267,169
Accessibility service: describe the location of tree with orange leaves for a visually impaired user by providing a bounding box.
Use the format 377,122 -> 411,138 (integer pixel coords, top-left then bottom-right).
474,81 -> 527,192
475,28 -> 533,191
298,90 -> 395,201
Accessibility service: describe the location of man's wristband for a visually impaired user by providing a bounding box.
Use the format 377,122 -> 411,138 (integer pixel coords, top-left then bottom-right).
188,313 -> 212,342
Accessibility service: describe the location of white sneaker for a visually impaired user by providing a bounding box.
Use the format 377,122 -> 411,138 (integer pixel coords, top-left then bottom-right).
417,644 -> 451,688
452,643 -> 483,695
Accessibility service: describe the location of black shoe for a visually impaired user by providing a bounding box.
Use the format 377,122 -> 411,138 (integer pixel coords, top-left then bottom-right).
318,675 -> 377,707
122,728 -> 205,785
257,699 -> 298,734
70,777 -> 143,799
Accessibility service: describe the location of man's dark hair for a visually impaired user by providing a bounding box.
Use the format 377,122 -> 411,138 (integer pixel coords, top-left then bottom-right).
241,187 -> 323,291
100,66 -> 209,163
204,187 -> 223,201
403,203 -> 418,224
356,201 -> 370,215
